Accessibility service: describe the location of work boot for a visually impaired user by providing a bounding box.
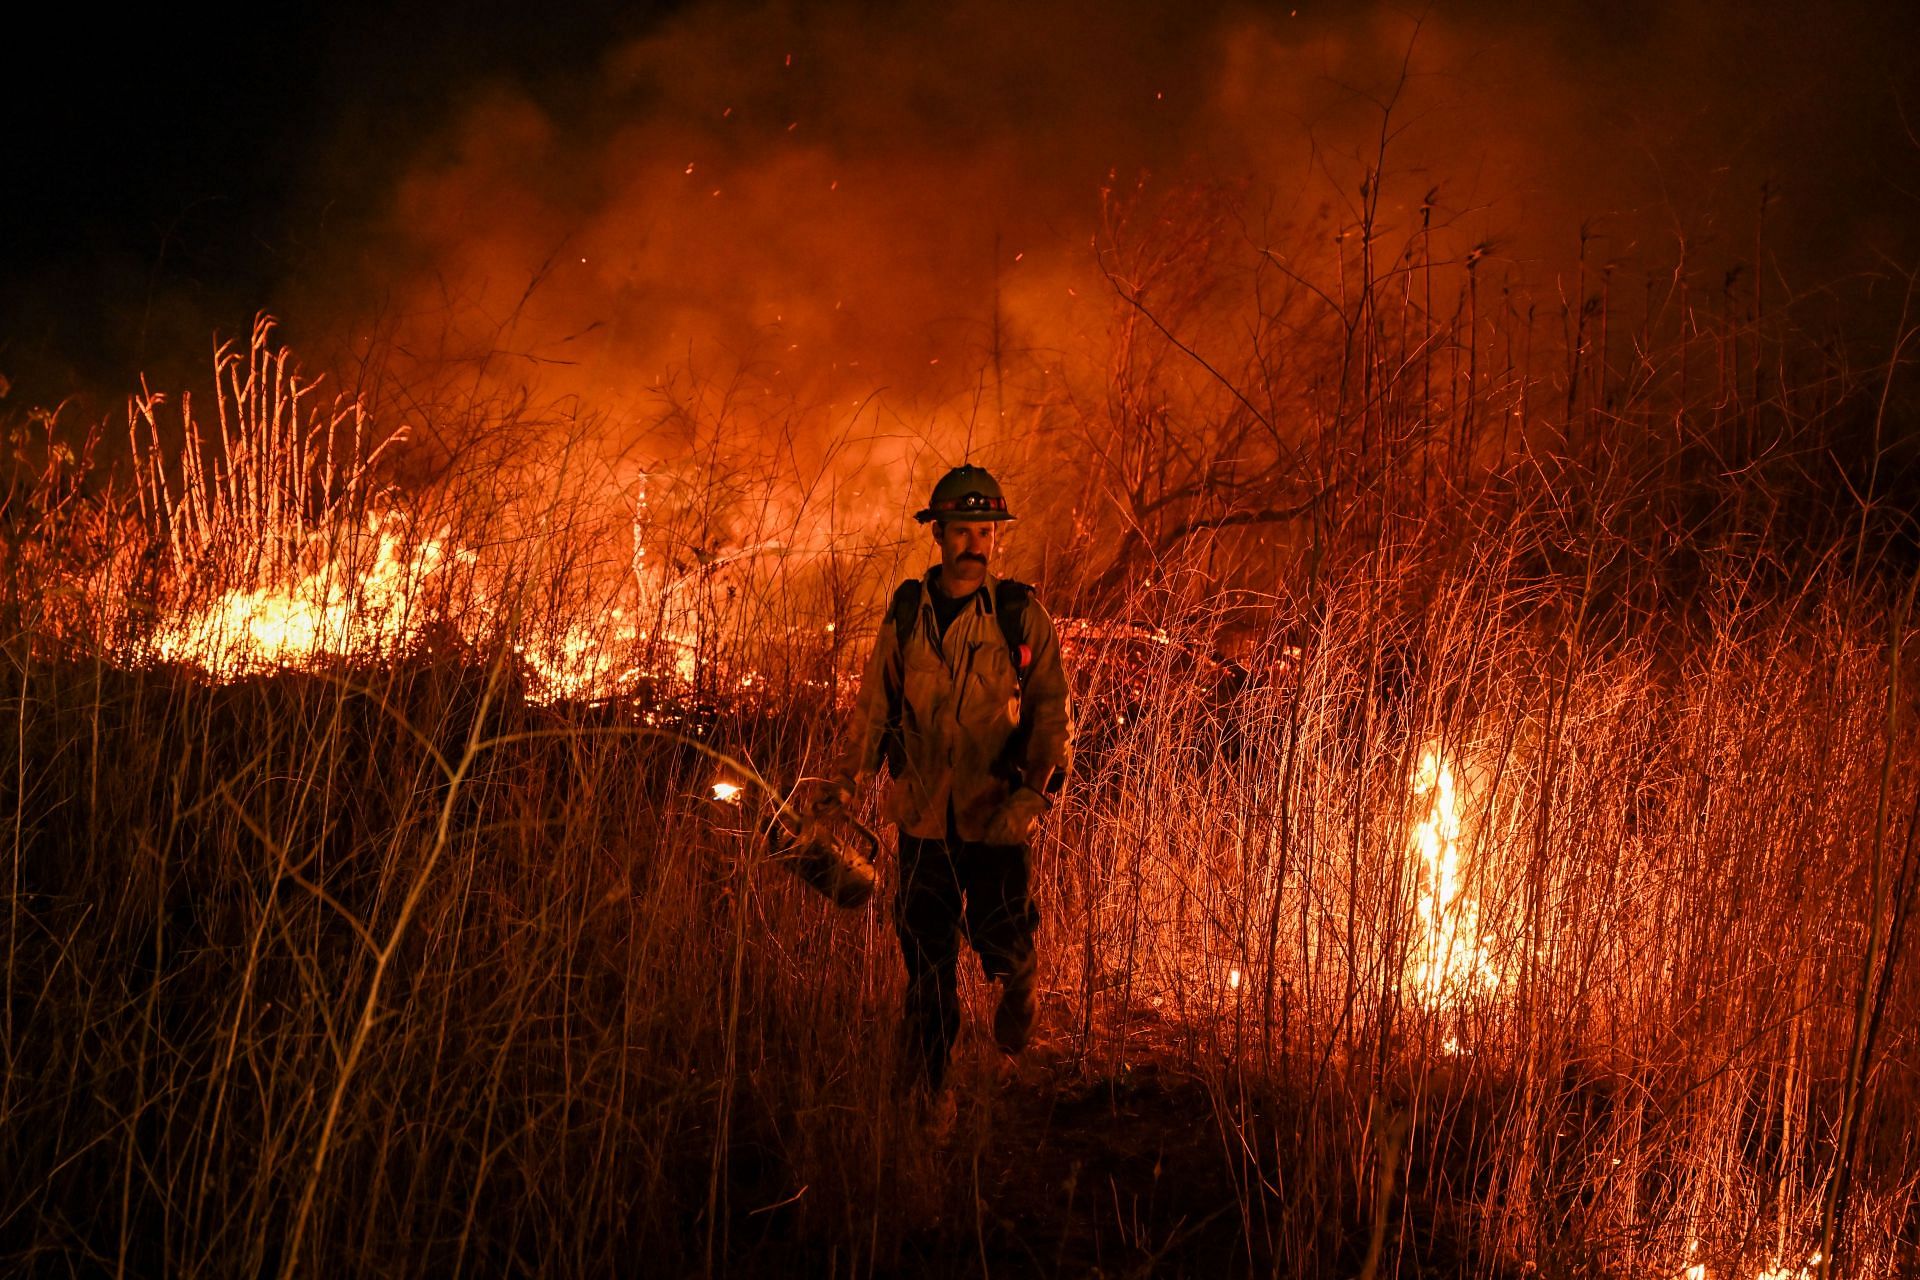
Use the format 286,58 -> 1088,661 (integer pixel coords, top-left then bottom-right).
992,960 -> 1036,1055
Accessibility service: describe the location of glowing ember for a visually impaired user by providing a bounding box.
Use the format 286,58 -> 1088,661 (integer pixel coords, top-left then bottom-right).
1405,750 -> 1500,1010
514,608 -> 698,706
710,780 -> 743,804
1228,966 -> 1242,991
516,620 -> 642,705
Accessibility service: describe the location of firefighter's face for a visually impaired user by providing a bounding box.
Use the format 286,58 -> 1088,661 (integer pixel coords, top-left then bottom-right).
934,520 -> 996,590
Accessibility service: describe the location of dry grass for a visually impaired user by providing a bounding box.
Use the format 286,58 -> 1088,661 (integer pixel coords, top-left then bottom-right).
5,193 -> 1919,1278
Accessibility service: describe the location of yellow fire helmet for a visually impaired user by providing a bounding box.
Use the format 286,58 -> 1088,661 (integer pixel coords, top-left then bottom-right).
914,464 -> 1016,524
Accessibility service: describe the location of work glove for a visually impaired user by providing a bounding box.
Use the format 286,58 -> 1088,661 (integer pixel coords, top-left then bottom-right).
983,786 -> 1050,847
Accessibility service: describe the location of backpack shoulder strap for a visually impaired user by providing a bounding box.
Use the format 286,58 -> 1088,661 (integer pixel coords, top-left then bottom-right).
994,579 -> 1032,687
888,579 -> 923,656
879,580 -> 922,776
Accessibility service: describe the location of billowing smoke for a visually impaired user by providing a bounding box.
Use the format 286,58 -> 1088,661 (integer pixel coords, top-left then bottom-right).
304,0 -> 1915,422
8,1 -> 1914,437
16,0 -> 1900,586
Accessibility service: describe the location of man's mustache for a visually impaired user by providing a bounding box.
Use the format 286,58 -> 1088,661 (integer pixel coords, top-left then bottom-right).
958,552 -> 988,565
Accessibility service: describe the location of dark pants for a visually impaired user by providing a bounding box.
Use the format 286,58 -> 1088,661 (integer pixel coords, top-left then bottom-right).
895,829 -> 1038,1090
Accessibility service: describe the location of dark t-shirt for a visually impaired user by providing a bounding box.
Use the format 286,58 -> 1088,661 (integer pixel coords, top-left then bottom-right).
929,581 -> 977,638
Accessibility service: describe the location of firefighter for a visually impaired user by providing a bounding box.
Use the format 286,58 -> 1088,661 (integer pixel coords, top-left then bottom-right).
816,465 -> 1074,1094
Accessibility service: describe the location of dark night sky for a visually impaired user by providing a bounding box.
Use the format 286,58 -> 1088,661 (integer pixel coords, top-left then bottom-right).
5,1 -> 1919,418
1,0 -> 685,408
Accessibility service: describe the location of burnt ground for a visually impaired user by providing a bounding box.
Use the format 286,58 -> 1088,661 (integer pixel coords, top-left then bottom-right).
720,1003 -> 1505,1280
725,1044 -> 1280,1280
939,1054 -> 1269,1278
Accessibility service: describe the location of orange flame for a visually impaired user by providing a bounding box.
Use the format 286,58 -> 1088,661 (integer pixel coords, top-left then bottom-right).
1405,750 -> 1500,1011
146,510 -> 450,674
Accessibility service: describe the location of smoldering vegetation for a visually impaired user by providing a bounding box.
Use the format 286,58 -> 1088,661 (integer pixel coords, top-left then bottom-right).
7,76 -> 1920,1280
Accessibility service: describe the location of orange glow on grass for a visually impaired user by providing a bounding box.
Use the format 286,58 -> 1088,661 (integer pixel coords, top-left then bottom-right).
124,326 -> 711,705
143,504 -> 701,704
513,606 -> 699,706
147,511 -> 450,674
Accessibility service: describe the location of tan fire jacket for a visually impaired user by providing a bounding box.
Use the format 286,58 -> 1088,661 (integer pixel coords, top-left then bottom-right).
835,568 -> 1074,842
